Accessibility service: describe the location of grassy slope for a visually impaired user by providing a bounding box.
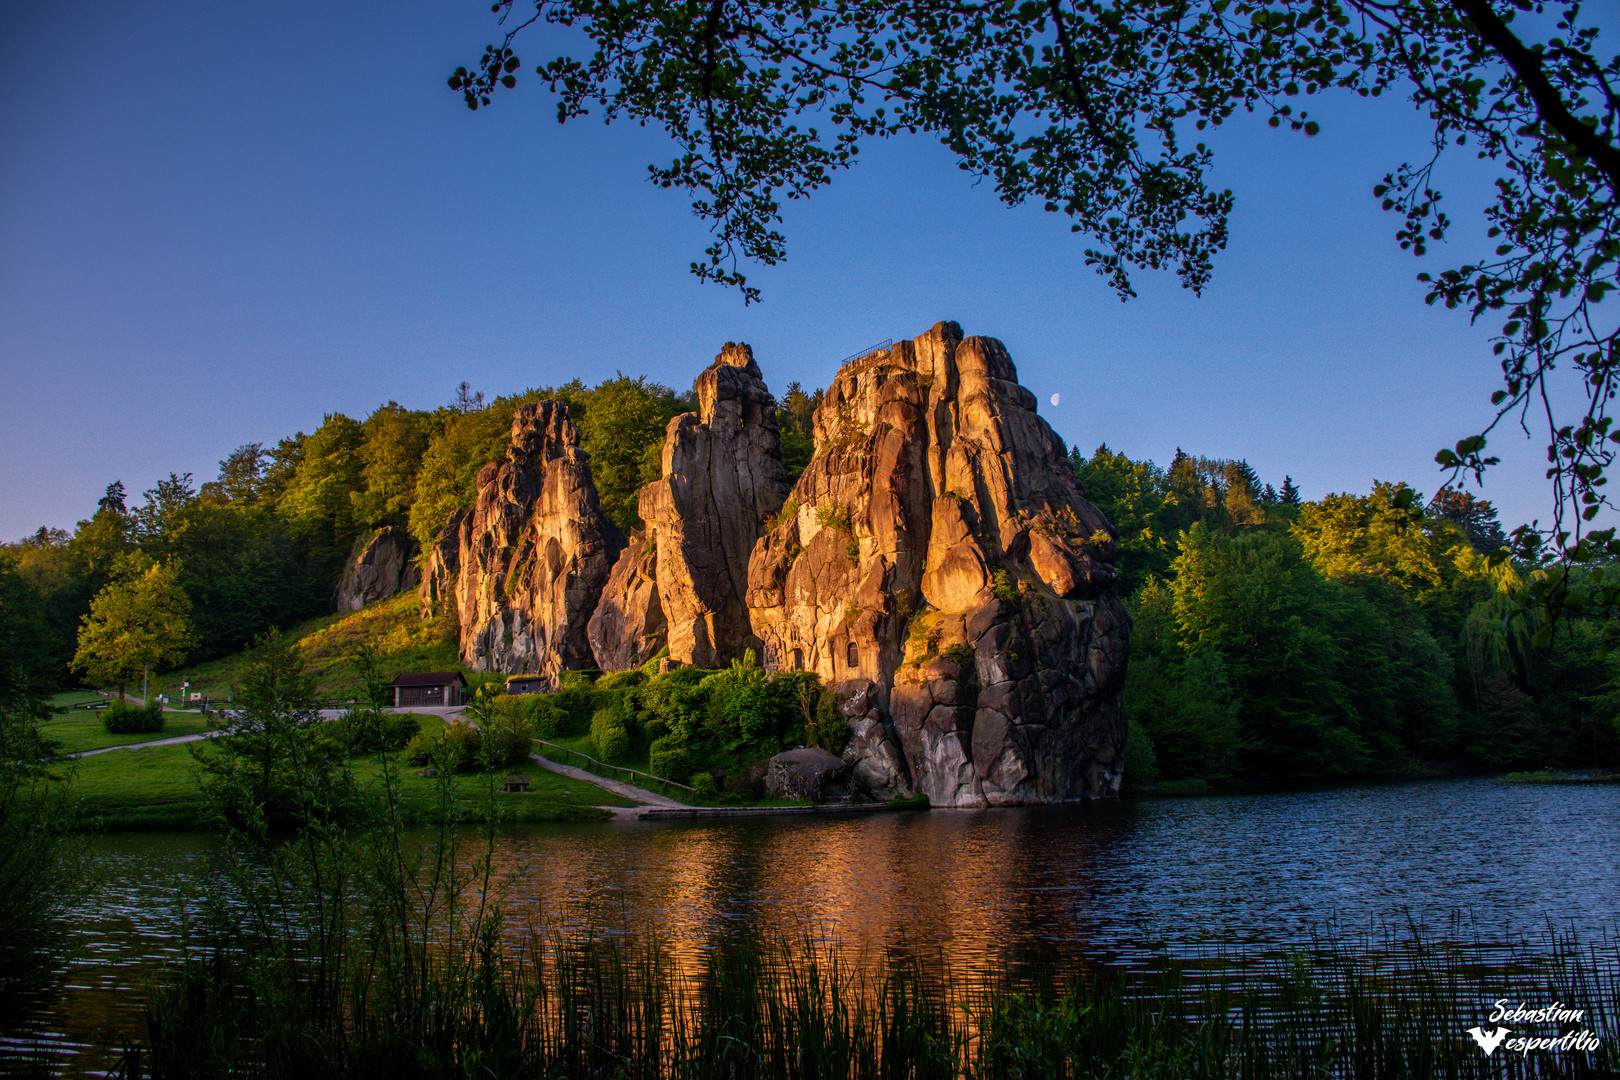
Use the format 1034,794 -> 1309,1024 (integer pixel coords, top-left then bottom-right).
154,593 -> 461,702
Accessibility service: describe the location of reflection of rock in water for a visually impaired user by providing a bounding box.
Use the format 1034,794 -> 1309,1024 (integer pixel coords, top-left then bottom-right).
44,779 -> 1620,1071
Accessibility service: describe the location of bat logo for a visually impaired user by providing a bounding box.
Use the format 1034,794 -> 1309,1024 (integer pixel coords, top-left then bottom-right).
1467,1025 -> 1512,1056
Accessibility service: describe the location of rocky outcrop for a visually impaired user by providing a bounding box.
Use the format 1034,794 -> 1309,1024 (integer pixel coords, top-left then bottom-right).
333,526 -> 420,612
455,402 -> 625,684
763,747 -> 852,803
418,509 -> 468,620
589,344 -> 788,669
746,321 -> 1129,807
585,530 -> 665,671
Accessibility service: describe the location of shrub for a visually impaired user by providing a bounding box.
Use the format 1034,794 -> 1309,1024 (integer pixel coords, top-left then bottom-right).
691,772 -> 719,798
530,697 -> 573,740
552,680 -> 598,735
816,501 -> 852,532
724,762 -> 765,800
992,569 -> 1019,605
482,708 -> 534,770
439,721 -> 483,773
766,497 -> 799,533
591,709 -> 630,763
808,688 -> 852,756
648,737 -> 691,783
597,669 -> 645,690
102,700 -> 165,735
383,713 -> 420,750
402,732 -> 436,767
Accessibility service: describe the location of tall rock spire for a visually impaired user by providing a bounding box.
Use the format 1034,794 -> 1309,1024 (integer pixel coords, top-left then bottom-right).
455,401 -> 624,685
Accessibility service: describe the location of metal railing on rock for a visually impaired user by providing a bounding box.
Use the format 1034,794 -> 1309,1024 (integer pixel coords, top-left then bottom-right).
838,339 -> 893,366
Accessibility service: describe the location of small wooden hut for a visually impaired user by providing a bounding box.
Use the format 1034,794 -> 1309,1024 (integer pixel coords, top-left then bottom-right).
391,672 -> 467,708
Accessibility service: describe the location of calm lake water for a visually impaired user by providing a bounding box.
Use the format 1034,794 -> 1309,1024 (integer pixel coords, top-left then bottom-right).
18,776 -> 1620,1074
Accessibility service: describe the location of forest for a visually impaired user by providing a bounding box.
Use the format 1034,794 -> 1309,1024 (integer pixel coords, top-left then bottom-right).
3,376 -> 1616,788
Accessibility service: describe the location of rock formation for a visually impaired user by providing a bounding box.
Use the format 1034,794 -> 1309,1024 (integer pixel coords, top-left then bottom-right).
454,402 -> 625,684
333,526 -> 420,612
431,322 -> 1128,805
418,509 -> 468,620
589,344 -> 788,669
585,531 -> 664,671
745,321 -> 1128,806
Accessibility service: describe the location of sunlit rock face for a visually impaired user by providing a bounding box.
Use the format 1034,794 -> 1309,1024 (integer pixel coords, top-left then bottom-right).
589,344 -> 788,669
586,529 -> 664,672
418,509 -> 468,621
333,526 -> 419,612
455,402 -> 625,685
744,321 -> 1129,806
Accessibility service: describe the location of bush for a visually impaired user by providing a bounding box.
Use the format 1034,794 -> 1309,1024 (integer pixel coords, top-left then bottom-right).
691,772 -> 719,798
102,700 -> 165,735
807,687 -> 851,755
402,732 -> 436,767
597,670 -> 645,690
590,706 -> 630,763
439,721 -> 483,773
530,697 -> 572,739
336,711 -> 422,755
482,707 -> 534,770
648,737 -> 691,783
384,713 -> 421,749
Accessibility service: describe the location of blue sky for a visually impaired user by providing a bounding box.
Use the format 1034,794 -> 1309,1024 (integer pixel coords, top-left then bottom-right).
0,0 -> 1562,541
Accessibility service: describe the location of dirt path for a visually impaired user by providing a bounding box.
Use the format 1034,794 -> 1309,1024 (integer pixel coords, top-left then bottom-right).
527,752 -> 688,818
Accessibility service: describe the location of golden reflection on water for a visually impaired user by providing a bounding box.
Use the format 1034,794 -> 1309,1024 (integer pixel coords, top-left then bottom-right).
489,809 -> 1116,982
25,778 -> 1620,1075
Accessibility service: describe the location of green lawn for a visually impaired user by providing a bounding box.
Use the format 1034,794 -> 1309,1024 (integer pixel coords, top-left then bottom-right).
63,742 -> 211,830
55,715 -> 633,831
43,701 -> 215,756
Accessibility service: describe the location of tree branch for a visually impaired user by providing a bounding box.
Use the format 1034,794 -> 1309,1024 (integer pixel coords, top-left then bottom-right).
1448,0 -> 1620,194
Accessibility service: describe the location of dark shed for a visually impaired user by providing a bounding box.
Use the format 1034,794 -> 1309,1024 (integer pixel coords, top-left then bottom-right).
392,672 -> 467,708
505,675 -> 545,695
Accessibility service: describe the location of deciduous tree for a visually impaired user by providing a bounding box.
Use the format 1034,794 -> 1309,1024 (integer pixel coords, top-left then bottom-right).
72,555 -> 195,700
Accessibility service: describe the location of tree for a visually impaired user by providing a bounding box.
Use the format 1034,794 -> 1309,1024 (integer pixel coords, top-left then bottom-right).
351,402 -> 432,530
201,443 -> 268,504
72,555 -> 195,699
194,634 -> 335,832
279,413 -> 365,565
1278,476 -> 1302,507
0,567 -> 74,1018
576,374 -> 684,532
456,0 -> 1619,607
1429,484 -> 1509,553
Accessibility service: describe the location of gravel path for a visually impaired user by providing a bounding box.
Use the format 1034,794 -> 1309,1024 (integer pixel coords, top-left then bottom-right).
526,752 -> 688,818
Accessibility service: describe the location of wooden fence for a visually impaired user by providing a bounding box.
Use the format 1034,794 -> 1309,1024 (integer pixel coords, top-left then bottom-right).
531,738 -> 697,798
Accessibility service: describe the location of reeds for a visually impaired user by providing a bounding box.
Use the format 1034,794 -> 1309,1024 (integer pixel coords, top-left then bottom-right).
116,913 -> 1618,1079
111,702 -> 1619,1079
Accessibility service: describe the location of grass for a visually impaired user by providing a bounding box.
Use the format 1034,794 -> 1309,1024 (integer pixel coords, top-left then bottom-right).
42,698 -> 213,756
54,714 -> 633,831
153,593 -> 460,701
63,742 -> 211,831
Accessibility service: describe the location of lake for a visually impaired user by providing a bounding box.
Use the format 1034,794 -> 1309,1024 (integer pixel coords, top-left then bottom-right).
19,776 -> 1620,1074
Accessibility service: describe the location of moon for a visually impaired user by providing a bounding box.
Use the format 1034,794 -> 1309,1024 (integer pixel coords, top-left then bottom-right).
1050,393 -> 1061,406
